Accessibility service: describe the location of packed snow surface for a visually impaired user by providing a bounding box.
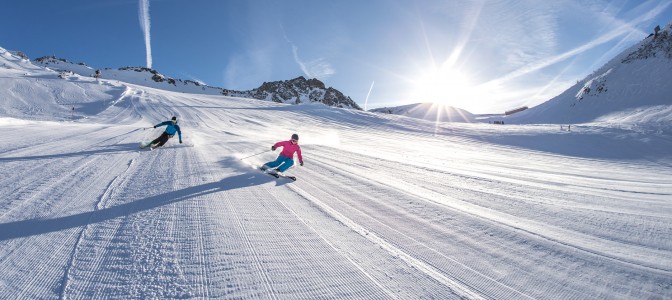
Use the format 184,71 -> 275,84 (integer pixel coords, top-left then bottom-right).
1,48 -> 671,299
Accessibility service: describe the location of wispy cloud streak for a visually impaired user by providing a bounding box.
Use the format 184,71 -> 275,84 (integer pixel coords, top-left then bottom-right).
485,1 -> 671,87
290,43 -> 335,79
282,30 -> 334,80
364,81 -> 375,111
138,0 -> 152,68
289,43 -> 312,77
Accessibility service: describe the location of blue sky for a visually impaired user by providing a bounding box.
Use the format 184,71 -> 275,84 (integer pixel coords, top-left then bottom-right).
2,0 -> 671,113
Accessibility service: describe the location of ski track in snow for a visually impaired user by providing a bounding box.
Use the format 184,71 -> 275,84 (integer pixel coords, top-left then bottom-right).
0,82 -> 671,299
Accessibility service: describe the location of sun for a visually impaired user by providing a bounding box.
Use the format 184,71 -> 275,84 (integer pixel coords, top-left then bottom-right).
412,67 -> 475,107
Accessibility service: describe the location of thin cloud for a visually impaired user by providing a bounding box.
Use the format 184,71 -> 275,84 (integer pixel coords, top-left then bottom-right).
304,57 -> 335,80
283,32 -> 334,80
432,1 -> 559,68
484,1 -> 671,87
138,0 -> 152,68
486,2 -> 558,67
289,43 -> 311,77
223,50 -> 273,90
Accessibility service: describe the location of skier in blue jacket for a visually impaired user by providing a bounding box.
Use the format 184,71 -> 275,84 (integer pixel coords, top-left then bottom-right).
144,116 -> 182,149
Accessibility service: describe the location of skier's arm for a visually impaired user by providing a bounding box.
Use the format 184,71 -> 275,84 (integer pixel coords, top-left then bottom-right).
271,141 -> 284,151
153,121 -> 169,128
297,148 -> 303,165
176,125 -> 182,142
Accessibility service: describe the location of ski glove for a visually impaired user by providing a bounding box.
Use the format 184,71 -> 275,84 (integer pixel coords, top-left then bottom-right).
271,146 -> 277,151
179,140 -> 183,144
153,125 -> 156,129
300,162 -> 304,166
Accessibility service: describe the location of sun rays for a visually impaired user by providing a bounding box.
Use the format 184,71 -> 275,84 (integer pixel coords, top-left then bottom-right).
411,66 -> 472,105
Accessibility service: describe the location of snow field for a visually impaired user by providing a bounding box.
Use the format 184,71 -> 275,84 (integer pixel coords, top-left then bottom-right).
0,80 -> 671,299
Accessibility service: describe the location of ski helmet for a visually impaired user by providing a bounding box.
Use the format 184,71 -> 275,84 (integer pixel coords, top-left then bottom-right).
291,133 -> 299,141
171,116 -> 177,121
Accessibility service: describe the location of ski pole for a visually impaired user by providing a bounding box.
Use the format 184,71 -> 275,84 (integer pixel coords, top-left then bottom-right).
239,150 -> 270,160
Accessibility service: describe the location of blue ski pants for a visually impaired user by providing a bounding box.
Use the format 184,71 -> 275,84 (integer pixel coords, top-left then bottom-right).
264,155 -> 294,172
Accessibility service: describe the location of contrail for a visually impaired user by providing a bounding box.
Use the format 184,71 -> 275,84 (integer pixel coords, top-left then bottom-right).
290,44 -> 312,78
281,26 -> 334,80
138,0 -> 152,68
364,81 -> 374,111
484,1 -> 670,88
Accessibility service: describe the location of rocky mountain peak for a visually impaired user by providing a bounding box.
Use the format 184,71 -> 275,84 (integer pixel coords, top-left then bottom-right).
232,76 -> 361,110
622,23 -> 672,63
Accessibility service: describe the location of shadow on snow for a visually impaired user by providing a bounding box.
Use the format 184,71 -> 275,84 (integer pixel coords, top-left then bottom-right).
0,143 -> 141,162
0,172 -> 283,241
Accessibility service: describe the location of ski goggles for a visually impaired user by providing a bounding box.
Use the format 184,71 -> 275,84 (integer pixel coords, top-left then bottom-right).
291,139 -> 298,144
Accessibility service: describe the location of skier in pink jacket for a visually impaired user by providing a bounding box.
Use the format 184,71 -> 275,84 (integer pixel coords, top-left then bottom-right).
261,133 -> 304,173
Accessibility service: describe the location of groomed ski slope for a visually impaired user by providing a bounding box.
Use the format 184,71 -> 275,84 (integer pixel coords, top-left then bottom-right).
1,83 -> 671,299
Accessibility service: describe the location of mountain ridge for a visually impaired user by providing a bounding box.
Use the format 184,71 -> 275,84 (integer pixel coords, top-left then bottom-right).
32,56 -> 361,110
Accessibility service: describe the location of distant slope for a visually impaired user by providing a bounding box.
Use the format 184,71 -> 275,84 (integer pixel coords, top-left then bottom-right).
34,56 -> 222,95
0,48 -> 127,121
370,103 -> 475,123
508,23 -> 672,125
33,57 -> 360,109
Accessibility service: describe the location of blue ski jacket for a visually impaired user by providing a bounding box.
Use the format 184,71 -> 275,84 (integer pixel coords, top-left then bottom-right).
155,121 -> 182,141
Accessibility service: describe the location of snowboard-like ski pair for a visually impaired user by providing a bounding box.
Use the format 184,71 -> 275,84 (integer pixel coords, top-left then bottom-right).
260,166 -> 297,181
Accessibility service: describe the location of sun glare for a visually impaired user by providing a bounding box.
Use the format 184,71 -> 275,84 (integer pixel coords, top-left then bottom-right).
412,67 -> 476,108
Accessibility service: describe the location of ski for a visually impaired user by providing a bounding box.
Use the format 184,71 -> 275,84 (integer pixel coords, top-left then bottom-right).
260,166 -> 296,181
272,172 -> 296,181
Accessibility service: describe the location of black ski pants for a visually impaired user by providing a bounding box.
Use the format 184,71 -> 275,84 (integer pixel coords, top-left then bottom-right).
151,132 -> 173,148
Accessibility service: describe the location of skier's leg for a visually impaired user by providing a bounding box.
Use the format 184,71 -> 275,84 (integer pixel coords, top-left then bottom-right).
155,133 -> 171,148
149,135 -> 162,146
264,156 -> 284,169
276,157 -> 294,172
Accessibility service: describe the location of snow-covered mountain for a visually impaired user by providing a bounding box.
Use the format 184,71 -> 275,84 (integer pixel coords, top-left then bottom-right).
1,49 -> 128,121
224,76 -> 361,109
33,56 -> 225,95
33,56 -> 360,109
370,103 -> 475,123
508,23 -> 672,125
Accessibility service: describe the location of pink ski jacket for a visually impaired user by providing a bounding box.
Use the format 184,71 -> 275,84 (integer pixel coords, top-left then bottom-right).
274,140 -> 303,163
